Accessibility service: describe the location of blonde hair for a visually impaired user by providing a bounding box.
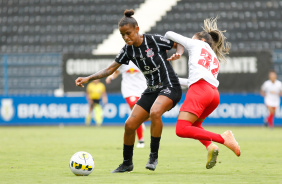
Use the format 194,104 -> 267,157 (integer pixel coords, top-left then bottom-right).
195,17 -> 231,62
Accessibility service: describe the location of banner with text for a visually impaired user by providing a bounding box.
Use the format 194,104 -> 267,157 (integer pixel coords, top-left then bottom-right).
1,94 -> 281,126
63,51 -> 272,93
63,54 -> 121,93
217,51 -> 272,92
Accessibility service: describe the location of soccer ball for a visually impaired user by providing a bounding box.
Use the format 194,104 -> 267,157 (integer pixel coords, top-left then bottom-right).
69,151 -> 95,176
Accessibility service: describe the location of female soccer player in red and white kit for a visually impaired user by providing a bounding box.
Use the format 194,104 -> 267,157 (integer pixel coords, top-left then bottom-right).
260,70 -> 282,128
165,17 -> 241,169
106,61 -> 147,148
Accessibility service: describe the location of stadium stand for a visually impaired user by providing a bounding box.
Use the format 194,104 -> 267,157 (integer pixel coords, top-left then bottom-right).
150,0 -> 282,52
0,0 -> 282,95
1,0 -> 145,53
0,54 -> 61,95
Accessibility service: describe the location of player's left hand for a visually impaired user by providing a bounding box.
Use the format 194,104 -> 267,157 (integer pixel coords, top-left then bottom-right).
167,53 -> 181,61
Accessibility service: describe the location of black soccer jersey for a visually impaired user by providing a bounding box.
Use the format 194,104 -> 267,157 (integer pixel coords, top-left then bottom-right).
115,34 -> 180,92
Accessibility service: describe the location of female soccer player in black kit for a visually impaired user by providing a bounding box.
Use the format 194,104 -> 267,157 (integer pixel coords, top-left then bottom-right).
75,9 -> 183,173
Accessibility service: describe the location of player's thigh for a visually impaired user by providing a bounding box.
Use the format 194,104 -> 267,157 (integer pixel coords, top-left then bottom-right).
178,111 -> 199,123
267,106 -> 276,114
125,104 -> 150,130
150,95 -> 174,118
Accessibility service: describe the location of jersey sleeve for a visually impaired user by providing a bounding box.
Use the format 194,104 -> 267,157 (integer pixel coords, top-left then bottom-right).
152,34 -> 174,50
164,31 -> 197,50
115,45 -> 130,65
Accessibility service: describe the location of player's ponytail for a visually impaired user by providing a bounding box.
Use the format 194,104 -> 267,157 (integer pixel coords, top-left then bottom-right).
119,9 -> 138,27
195,17 -> 231,62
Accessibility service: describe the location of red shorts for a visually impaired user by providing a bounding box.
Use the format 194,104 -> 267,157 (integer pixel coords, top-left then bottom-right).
180,80 -> 220,119
125,96 -> 140,109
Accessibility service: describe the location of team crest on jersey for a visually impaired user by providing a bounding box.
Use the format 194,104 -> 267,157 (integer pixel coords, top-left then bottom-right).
145,48 -> 154,57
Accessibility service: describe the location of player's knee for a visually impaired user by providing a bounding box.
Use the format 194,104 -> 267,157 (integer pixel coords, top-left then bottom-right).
124,121 -> 137,133
150,108 -> 163,120
175,119 -> 190,138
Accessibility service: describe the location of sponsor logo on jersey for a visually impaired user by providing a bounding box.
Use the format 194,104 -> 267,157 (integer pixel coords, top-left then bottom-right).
145,48 -> 154,58
160,87 -> 171,95
126,68 -> 139,74
140,54 -> 146,61
142,65 -> 160,74
144,66 -> 150,70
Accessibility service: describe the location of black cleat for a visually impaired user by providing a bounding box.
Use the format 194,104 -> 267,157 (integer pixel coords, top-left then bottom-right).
111,163 -> 134,173
145,154 -> 158,171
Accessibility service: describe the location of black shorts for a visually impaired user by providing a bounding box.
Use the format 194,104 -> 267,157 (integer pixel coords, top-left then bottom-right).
136,85 -> 182,113
92,99 -> 101,104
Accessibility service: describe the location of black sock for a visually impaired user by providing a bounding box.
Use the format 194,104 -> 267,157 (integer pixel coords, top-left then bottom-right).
123,144 -> 134,165
150,136 -> 161,159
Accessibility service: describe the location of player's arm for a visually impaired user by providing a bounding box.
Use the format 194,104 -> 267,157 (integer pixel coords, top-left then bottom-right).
260,90 -> 265,97
106,70 -> 120,84
260,88 -> 265,97
167,43 -> 185,61
165,31 -> 190,47
85,88 -> 92,105
75,61 -> 121,88
178,78 -> 189,88
260,83 -> 266,97
102,89 -> 108,104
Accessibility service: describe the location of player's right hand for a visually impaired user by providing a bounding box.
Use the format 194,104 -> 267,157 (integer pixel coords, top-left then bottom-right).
167,53 -> 181,61
75,77 -> 89,88
105,76 -> 112,84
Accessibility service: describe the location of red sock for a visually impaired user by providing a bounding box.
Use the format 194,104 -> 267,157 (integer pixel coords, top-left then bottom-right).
193,121 -> 212,148
268,113 -> 274,128
176,119 -> 224,144
136,124 -> 143,141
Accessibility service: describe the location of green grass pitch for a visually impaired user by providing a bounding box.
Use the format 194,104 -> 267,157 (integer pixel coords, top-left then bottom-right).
0,125 -> 281,184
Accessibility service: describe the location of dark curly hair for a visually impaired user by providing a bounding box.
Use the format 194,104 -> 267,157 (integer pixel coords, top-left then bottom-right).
118,9 -> 138,27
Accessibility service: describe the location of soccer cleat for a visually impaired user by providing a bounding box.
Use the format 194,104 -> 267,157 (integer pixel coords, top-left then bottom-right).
145,154 -> 158,171
136,141 -> 145,148
206,143 -> 219,169
221,130 -> 241,157
111,163 -> 134,173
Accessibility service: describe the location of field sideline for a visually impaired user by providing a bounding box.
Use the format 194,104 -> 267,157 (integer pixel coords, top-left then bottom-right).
0,125 -> 281,184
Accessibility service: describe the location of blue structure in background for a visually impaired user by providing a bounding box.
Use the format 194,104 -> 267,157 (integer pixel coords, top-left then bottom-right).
0,94 -> 281,126
0,54 -> 62,96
